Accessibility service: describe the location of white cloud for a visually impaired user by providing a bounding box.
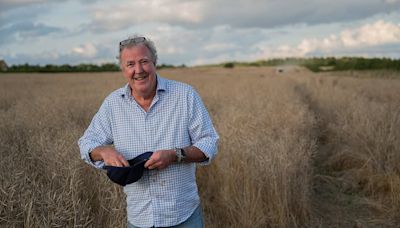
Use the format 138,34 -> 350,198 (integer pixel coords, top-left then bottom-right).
204,42 -> 238,52
340,20 -> 400,47
88,0 -> 204,32
72,43 -> 97,58
2,0 -> 400,66
256,20 -> 400,59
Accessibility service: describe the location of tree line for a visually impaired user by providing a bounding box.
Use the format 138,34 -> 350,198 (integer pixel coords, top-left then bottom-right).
2,63 -> 181,73
222,57 -> 400,72
5,63 -> 120,73
301,57 -> 400,72
2,57 -> 400,73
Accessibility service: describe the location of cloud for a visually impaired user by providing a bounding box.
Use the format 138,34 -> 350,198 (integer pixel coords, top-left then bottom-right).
2,0 -> 400,66
78,0 -> 100,4
3,42 -> 114,65
72,43 -> 97,58
0,0 -> 67,33
255,20 -> 400,59
0,21 -> 62,44
200,0 -> 400,28
340,20 -> 400,47
87,0 -> 203,32
203,42 -> 238,52
0,0 -> 45,11
84,0 -> 400,32
142,24 -> 265,65
0,0 -> 65,12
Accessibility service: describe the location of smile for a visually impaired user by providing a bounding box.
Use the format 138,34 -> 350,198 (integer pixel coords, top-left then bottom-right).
133,75 -> 148,81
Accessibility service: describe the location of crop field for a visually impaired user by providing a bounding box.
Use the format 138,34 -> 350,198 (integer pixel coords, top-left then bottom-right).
0,67 -> 399,227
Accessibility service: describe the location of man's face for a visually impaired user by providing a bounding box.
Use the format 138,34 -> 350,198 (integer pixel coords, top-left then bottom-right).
120,44 -> 157,97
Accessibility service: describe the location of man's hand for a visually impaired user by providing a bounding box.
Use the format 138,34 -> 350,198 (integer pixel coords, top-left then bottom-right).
144,149 -> 176,170
90,146 -> 129,167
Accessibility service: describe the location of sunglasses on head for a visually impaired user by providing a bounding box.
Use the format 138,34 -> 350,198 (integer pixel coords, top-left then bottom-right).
119,37 -> 146,51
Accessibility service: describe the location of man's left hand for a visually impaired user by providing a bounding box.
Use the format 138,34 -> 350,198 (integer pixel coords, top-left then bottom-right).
144,150 -> 176,170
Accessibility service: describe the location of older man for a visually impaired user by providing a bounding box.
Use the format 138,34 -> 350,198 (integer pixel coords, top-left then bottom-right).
78,35 -> 219,228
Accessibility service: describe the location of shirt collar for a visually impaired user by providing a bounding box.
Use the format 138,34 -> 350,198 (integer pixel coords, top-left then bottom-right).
156,74 -> 167,92
121,74 -> 166,99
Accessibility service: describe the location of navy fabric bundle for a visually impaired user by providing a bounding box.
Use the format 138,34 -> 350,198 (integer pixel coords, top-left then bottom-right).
104,152 -> 153,186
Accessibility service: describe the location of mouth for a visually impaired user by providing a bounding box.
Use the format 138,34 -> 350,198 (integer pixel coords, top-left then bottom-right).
133,74 -> 148,81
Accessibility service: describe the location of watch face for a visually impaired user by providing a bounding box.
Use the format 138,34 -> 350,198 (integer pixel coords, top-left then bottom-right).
175,148 -> 182,163
175,148 -> 185,163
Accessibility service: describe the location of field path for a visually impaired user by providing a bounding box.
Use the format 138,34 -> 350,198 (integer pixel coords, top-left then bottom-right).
290,75 -> 382,228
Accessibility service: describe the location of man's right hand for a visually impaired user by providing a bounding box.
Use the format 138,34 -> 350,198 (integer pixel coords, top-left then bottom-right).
90,146 -> 129,167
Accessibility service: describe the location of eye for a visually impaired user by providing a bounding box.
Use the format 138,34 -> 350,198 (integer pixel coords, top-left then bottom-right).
140,59 -> 150,65
126,62 -> 134,68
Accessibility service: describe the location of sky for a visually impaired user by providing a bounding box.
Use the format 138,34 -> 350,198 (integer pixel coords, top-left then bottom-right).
1,0 -> 400,66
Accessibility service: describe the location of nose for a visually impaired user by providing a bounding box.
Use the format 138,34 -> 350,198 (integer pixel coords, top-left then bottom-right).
134,62 -> 144,74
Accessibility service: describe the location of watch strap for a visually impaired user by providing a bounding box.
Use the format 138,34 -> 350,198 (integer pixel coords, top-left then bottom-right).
175,147 -> 186,163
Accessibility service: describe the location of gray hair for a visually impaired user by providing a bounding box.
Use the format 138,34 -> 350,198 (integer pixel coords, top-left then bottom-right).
117,35 -> 158,65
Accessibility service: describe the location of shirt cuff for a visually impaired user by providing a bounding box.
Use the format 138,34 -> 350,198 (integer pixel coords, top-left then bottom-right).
192,142 -> 218,166
80,143 -> 105,169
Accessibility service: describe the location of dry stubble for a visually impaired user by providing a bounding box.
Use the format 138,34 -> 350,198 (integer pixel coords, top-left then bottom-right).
1,67 -> 399,227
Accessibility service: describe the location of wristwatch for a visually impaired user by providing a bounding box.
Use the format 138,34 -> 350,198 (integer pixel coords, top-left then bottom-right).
175,148 -> 186,163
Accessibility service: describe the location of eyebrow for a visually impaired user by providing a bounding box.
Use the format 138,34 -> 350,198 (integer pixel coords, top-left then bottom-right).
125,58 -> 151,63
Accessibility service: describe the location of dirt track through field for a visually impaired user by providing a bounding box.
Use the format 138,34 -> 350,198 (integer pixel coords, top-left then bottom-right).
291,77 -> 365,227
290,73 -> 399,227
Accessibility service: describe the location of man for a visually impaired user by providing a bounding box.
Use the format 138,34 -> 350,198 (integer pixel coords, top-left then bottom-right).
78,35 -> 219,228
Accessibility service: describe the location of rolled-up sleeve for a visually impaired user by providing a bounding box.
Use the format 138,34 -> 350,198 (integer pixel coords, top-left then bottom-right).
188,89 -> 219,165
78,99 -> 113,169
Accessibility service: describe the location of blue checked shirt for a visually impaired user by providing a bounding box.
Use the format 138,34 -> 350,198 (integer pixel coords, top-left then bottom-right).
78,75 -> 219,227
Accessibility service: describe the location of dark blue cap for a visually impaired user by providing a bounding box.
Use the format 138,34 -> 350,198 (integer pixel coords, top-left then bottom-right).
104,151 -> 153,186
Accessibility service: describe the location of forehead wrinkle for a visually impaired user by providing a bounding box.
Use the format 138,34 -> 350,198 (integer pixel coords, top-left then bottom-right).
121,45 -> 154,61
124,57 -> 151,62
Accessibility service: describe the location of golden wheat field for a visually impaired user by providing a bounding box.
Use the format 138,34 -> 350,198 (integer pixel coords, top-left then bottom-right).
0,66 -> 399,228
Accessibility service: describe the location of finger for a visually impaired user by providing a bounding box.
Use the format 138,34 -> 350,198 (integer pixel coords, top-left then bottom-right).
119,157 -> 129,167
114,160 -> 123,167
114,154 -> 127,167
147,162 -> 157,170
144,159 -> 155,168
145,153 -> 160,167
147,160 -> 161,170
104,159 -> 115,166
